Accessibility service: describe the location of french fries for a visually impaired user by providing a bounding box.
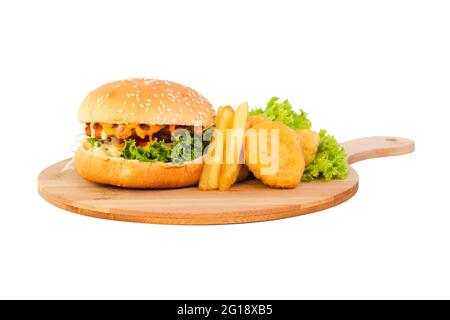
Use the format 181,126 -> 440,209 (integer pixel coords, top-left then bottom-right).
199,106 -> 234,190
219,102 -> 248,191
198,102 -> 249,191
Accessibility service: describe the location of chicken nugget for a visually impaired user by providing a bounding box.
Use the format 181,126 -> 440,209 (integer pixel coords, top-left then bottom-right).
245,121 -> 305,188
296,129 -> 320,165
246,115 -> 269,129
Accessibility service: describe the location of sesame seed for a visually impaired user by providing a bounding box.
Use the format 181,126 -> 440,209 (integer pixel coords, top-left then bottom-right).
130,112 -> 135,116
118,109 -> 124,114
145,108 -> 149,112
179,108 -> 183,113
153,94 -> 158,98
140,103 -> 145,108
126,93 -> 131,98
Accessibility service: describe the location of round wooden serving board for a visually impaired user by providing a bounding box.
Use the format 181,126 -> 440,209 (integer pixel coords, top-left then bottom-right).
38,136 -> 414,225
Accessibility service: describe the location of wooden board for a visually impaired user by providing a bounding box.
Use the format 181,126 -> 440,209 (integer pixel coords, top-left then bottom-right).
38,136 -> 414,225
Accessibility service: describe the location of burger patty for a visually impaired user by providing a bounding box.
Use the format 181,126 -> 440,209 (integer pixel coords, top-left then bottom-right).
85,123 -> 192,142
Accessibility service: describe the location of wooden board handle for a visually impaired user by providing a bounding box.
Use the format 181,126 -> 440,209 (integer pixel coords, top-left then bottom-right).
341,136 -> 415,164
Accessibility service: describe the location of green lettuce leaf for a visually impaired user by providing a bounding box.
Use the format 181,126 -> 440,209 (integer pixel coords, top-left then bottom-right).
86,137 -> 102,148
302,130 -> 348,181
170,134 -> 203,164
249,97 -> 312,129
120,139 -> 172,163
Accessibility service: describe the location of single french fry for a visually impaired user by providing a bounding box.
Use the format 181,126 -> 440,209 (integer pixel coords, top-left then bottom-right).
198,155 -> 212,190
207,106 -> 234,189
219,102 -> 249,191
199,107 -> 222,190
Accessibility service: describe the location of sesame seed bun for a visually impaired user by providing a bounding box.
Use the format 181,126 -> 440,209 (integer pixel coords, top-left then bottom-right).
78,78 -> 215,127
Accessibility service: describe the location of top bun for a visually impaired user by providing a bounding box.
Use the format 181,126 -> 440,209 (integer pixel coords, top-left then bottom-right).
78,79 -> 215,128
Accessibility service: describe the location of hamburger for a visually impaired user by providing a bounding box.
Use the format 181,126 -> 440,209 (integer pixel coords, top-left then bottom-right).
75,79 -> 215,188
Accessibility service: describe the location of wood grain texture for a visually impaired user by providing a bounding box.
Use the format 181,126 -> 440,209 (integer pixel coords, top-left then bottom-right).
341,136 -> 414,164
38,136 -> 414,225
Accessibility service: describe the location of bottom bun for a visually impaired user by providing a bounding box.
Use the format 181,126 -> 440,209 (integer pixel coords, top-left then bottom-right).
74,145 -> 203,189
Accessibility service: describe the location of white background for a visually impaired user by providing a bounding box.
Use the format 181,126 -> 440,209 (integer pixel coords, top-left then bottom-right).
0,0 -> 449,299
